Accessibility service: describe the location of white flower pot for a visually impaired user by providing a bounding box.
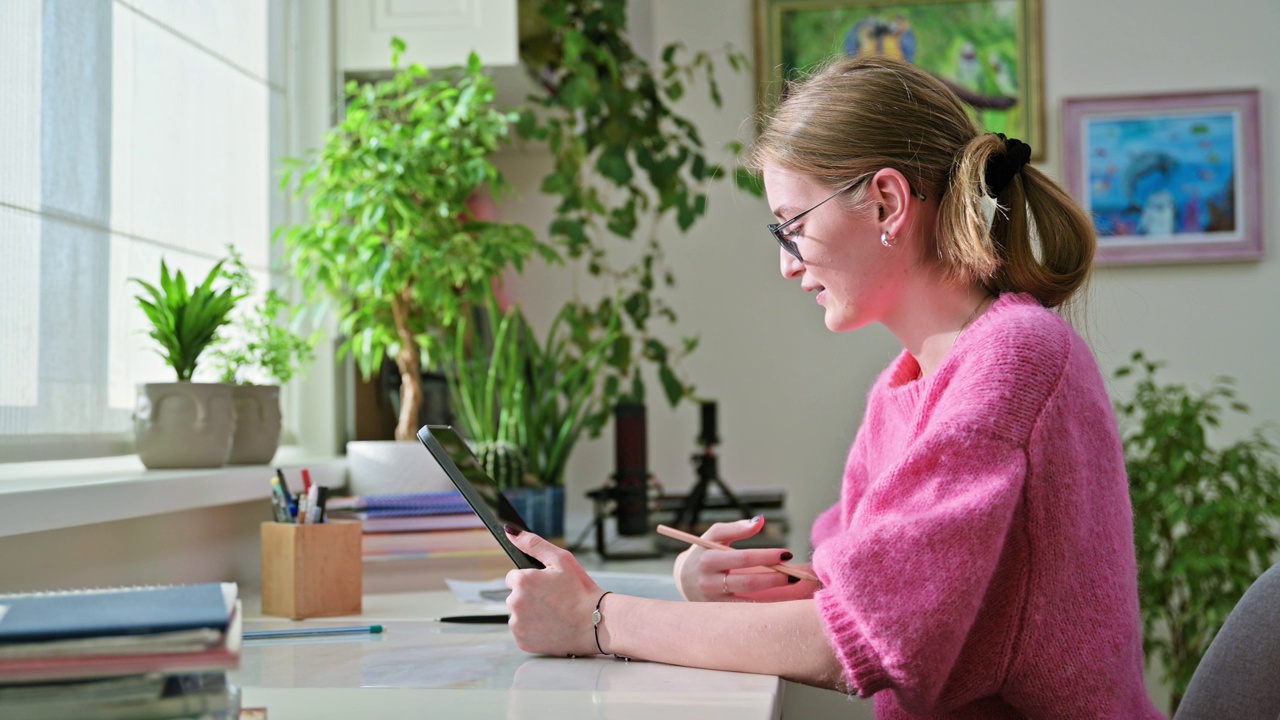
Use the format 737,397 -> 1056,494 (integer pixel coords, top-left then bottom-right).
346,440 -> 453,496
133,382 -> 235,469
228,384 -> 282,465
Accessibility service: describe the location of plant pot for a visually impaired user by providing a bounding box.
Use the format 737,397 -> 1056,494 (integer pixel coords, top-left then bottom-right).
504,486 -> 565,540
346,440 -> 453,496
133,382 -> 236,469
228,384 -> 282,465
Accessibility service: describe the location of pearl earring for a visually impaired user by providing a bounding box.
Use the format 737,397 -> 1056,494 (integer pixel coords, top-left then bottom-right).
881,231 -> 894,247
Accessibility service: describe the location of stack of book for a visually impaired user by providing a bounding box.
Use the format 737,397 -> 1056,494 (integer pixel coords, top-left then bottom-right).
0,582 -> 243,719
326,491 -> 500,560
326,491 -> 485,533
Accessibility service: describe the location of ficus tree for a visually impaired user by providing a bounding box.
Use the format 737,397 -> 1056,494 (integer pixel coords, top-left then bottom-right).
279,42 -> 556,441
516,0 -> 756,435
1114,350 -> 1280,712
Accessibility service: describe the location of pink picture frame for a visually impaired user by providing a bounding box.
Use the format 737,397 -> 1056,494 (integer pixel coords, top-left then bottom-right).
1062,89 -> 1262,266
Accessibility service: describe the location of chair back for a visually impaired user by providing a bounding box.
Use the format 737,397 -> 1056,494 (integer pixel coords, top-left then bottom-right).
1173,562 -> 1280,720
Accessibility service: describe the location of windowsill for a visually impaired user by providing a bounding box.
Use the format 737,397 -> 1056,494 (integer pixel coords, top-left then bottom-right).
0,448 -> 346,538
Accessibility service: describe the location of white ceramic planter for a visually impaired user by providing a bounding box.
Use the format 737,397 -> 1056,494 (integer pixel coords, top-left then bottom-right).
228,384 -> 282,465
133,382 -> 235,469
346,440 -> 453,496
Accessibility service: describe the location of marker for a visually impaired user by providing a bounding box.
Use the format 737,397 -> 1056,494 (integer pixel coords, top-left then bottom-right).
429,615 -> 510,624
243,624 -> 383,640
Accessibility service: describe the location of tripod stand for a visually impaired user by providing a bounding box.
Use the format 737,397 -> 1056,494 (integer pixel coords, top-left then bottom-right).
671,401 -> 755,530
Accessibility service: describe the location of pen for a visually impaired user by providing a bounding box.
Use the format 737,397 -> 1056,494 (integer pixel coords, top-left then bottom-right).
243,624 -> 384,640
429,615 -> 511,624
275,468 -> 296,519
655,524 -> 820,583
314,486 -> 330,523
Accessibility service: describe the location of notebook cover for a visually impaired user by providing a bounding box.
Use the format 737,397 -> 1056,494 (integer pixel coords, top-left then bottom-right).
327,491 -> 471,514
331,512 -> 485,533
0,583 -> 233,643
0,603 -> 242,683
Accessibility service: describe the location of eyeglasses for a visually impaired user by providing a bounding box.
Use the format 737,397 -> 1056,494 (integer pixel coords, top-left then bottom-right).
767,187 -> 850,263
767,178 -> 927,263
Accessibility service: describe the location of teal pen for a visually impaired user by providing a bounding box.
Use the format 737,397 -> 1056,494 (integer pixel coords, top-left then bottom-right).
243,624 -> 384,640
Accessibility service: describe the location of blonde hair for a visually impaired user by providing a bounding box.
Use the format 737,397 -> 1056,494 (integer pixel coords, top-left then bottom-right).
749,55 -> 1094,310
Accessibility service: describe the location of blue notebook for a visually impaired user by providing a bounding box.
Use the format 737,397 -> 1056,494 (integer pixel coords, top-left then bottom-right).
0,583 -> 235,644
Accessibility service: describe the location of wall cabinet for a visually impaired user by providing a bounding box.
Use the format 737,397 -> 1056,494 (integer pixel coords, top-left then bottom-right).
336,0 -> 518,71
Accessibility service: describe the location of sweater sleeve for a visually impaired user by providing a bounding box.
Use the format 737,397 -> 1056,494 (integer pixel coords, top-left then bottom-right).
810,502 -> 842,550
811,422 -> 1028,712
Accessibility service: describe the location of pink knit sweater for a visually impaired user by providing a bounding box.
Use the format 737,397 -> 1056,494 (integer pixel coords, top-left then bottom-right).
810,293 -> 1164,719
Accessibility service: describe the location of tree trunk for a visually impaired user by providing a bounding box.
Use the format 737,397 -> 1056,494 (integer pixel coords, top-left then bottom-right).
390,291 -> 422,442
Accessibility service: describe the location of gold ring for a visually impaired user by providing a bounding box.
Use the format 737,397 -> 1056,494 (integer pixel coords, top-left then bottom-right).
722,572 -> 731,596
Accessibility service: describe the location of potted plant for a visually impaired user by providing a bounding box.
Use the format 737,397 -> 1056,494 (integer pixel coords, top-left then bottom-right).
130,259 -> 245,468
446,295 -> 620,538
278,40 -> 555,492
516,0 -> 753,418
1113,351 -> 1280,712
209,246 -> 318,465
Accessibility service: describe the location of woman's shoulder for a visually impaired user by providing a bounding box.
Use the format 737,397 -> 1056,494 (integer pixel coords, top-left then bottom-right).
934,293 -> 1081,437
957,293 -> 1075,373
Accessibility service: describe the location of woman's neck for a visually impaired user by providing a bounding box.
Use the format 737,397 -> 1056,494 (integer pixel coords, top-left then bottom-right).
884,278 -> 994,380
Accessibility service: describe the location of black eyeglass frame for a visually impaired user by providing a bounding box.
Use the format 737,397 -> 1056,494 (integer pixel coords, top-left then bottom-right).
768,177 -> 927,262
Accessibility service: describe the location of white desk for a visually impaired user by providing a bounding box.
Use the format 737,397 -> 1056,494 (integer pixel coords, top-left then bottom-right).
233,556 -> 784,720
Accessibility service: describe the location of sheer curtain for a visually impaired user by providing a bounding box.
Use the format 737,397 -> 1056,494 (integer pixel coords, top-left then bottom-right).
0,0 -> 287,462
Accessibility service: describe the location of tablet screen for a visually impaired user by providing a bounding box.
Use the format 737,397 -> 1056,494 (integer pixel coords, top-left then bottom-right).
416,425 -> 544,569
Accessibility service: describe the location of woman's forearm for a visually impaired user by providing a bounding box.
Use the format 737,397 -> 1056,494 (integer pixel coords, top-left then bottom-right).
597,594 -> 847,690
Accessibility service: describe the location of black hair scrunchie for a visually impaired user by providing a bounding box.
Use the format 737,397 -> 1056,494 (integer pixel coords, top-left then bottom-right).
984,133 -> 1032,197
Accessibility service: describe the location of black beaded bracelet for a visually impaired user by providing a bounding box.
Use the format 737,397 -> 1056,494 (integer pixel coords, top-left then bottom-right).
592,591 -> 629,660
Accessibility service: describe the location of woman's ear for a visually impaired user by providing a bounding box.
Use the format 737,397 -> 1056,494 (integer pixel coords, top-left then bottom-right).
869,168 -> 915,238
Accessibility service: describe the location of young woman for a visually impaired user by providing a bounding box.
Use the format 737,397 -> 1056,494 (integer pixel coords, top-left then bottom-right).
502,54 -> 1163,719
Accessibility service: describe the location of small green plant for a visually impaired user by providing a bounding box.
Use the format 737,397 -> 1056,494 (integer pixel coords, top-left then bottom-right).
447,297 -> 620,488
472,440 -> 528,491
1114,350 -> 1280,712
279,41 -> 555,441
210,246 -> 317,386
131,260 -> 244,382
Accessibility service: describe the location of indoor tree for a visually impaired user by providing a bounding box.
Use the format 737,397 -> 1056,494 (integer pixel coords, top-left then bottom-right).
515,0 -> 754,435
279,42 -> 556,441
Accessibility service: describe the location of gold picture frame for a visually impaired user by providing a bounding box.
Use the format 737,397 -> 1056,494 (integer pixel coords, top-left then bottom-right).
753,0 -> 1045,160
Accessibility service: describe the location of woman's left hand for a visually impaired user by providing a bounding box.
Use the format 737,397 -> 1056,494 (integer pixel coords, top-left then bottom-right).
504,525 -> 603,658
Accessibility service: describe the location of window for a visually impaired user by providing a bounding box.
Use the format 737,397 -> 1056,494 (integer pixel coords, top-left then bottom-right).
0,0 -> 290,462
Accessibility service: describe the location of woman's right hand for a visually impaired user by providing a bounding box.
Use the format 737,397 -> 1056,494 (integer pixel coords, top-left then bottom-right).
672,516 -> 814,602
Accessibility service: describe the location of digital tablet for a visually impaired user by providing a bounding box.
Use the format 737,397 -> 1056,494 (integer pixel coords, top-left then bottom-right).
416,425 -> 544,569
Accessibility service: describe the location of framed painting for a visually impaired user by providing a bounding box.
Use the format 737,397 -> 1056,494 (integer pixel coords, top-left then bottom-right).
753,0 -> 1044,159
1062,89 -> 1262,266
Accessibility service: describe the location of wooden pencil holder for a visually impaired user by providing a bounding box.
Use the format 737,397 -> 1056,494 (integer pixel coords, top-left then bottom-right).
260,521 -> 363,619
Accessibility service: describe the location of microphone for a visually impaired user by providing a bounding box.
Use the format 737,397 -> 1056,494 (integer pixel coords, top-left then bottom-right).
612,402 -> 650,536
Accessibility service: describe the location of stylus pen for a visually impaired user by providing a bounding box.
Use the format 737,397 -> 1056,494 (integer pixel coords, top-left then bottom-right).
430,614 -> 511,624
655,524 -> 821,583
243,624 -> 384,640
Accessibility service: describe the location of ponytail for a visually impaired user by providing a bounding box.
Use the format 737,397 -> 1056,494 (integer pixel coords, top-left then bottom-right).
937,134 -> 1095,309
